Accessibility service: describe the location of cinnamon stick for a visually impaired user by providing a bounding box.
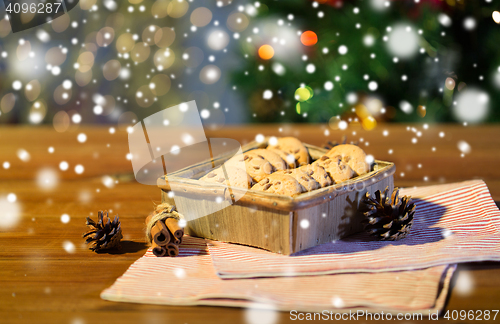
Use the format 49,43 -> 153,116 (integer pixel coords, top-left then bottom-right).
152,242 -> 167,257
165,218 -> 184,240
167,230 -> 181,245
146,211 -> 184,257
152,220 -> 171,245
166,243 -> 179,257
146,212 -> 171,246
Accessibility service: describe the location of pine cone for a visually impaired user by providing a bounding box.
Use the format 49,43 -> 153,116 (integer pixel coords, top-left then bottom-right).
361,187 -> 415,241
83,211 -> 123,251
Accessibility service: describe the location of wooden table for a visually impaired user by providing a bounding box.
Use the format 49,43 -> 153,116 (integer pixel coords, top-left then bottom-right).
1,124 -> 500,323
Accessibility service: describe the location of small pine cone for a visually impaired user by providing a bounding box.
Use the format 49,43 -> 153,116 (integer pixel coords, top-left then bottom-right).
83,211 -> 123,251
361,187 -> 416,241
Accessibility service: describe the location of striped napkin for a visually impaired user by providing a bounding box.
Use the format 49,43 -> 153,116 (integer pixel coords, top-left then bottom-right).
101,236 -> 456,314
208,180 -> 500,278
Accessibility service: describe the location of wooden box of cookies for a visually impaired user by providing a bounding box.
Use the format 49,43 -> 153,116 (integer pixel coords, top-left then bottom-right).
157,137 -> 395,255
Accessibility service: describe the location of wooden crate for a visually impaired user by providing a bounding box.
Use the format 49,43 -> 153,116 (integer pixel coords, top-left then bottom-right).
158,140 -> 395,255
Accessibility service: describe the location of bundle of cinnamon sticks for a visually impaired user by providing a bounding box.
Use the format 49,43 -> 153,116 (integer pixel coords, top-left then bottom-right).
146,215 -> 184,257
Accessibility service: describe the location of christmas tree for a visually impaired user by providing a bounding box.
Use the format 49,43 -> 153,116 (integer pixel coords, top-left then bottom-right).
0,0 -> 498,129
232,0 -> 500,127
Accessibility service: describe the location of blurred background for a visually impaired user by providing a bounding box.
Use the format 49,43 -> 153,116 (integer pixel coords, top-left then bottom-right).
0,0 -> 499,131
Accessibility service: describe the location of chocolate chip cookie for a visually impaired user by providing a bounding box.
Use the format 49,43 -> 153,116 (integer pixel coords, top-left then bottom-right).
226,152 -> 274,182
313,155 -> 354,184
199,166 -> 254,189
251,173 -> 303,196
267,147 -> 296,169
275,169 -> 320,192
267,137 -> 310,167
298,164 -> 333,188
325,144 -> 370,176
247,149 -> 288,171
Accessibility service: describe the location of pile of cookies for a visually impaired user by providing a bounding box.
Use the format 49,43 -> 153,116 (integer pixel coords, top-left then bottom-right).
200,137 -> 371,197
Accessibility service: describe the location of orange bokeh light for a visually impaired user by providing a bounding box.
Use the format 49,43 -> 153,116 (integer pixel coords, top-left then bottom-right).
300,31 -> 318,46
258,44 -> 274,60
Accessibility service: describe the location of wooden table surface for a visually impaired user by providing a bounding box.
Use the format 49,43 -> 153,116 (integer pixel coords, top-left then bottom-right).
1,124 -> 500,323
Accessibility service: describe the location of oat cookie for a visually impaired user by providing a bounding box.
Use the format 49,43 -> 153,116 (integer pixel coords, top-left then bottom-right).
325,144 -> 370,176
313,155 -> 354,184
246,149 -> 288,170
251,173 -> 303,196
199,166 -> 254,189
226,152 -> 274,182
298,164 -> 332,188
267,137 -> 310,167
275,169 -> 320,192
267,148 -> 296,169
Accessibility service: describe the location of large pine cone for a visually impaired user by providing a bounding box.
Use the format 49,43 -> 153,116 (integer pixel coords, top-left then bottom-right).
361,187 -> 416,241
83,211 -> 123,251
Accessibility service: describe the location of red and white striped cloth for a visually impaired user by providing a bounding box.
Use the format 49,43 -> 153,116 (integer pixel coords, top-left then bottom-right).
208,180 -> 500,278
101,235 -> 456,313
101,180 -> 496,312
